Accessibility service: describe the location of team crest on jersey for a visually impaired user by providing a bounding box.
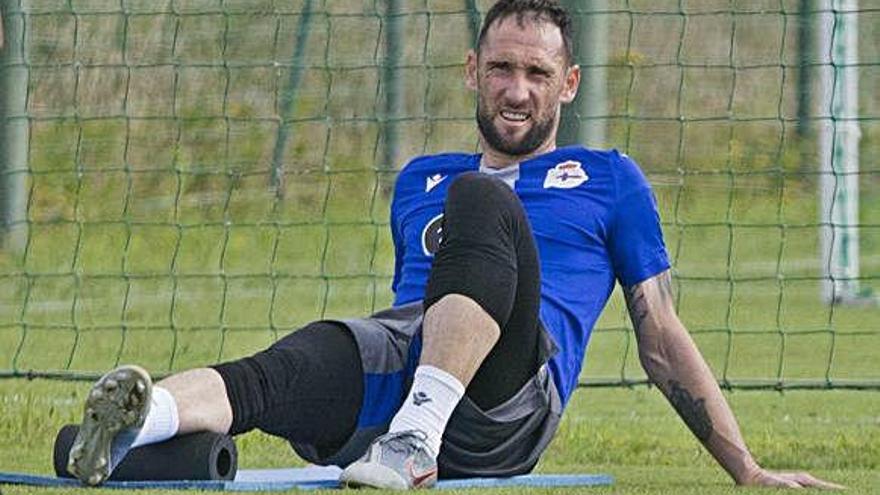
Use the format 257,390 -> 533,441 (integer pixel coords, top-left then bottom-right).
421,213 -> 444,256
543,160 -> 589,189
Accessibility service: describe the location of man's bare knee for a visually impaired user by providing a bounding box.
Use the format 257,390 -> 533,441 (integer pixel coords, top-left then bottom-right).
157,368 -> 232,435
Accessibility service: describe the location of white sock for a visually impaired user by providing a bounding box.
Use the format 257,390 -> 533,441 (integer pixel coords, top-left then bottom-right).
387,365 -> 465,456
131,386 -> 180,448
108,386 -> 179,470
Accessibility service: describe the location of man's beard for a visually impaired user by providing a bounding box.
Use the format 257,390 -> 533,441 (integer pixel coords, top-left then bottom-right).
476,98 -> 557,157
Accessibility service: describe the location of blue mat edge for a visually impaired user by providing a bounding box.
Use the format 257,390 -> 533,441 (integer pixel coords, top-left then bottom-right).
0,469 -> 613,491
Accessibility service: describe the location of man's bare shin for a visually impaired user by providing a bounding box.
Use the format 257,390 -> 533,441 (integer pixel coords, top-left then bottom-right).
421,293 -> 500,387
156,368 -> 233,435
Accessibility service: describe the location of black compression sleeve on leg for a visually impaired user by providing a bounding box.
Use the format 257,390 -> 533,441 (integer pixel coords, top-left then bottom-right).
211,322 -> 363,455
423,173 -> 542,410
424,173 -> 519,324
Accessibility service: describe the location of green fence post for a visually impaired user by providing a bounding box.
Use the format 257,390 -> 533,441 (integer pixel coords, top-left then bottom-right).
559,0 -> 607,147
382,0 -> 402,177
465,0 -> 481,46
0,0 -> 28,253
797,0 -> 813,141
270,0 -> 313,198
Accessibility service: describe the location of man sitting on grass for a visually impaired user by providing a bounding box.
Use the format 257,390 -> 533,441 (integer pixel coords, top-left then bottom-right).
68,0 -> 842,490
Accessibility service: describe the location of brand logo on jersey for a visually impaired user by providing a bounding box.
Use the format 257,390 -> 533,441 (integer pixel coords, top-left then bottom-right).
426,174 -> 447,192
421,213 -> 444,256
543,160 -> 588,189
412,391 -> 432,406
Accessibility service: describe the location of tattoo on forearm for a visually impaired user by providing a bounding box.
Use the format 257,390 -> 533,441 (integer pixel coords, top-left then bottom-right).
623,272 -> 674,332
623,285 -> 649,330
668,379 -> 713,442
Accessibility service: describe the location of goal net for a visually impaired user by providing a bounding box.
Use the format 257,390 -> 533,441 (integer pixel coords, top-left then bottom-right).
0,0 -> 877,389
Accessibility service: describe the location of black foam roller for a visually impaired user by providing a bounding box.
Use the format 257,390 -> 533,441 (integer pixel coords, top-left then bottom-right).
53,424 -> 237,481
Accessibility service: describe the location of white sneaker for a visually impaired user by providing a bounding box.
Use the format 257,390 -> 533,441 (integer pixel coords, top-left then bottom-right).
340,430 -> 438,490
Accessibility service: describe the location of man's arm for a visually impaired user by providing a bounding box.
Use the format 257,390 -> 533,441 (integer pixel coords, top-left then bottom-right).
623,270 -> 843,489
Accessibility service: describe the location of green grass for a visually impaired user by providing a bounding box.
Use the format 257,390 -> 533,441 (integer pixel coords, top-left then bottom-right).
1,382 -> 878,494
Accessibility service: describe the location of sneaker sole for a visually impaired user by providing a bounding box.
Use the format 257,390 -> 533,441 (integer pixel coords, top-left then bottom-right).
341,460 -> 438,490
67,365 -> 152,486
340,461 -> 411,490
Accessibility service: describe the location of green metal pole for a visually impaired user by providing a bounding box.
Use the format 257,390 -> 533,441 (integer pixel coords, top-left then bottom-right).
270,0 -> 313,198
465,0 -> 481,47
0,0 -> 29,253
559,0 -> 607,147
797,0 -> 812,141
797,0 -> 815,176
382,0 -> 402,175
579,0 -> 608,147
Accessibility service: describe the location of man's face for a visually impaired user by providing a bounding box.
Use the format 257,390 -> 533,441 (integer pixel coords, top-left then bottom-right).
466,15 -> 579,160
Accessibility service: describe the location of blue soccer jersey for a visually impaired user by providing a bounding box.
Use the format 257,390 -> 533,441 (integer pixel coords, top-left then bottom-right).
390,146 -> 670,406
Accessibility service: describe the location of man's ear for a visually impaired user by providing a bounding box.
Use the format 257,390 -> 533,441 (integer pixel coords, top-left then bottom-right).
559,64 -> 581,104
465,50 -> 478,91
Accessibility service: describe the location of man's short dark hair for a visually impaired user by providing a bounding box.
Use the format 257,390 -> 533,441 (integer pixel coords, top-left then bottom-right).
477,0 -> 574,65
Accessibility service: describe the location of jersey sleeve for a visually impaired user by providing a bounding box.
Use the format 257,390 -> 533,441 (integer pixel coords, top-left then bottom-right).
606,152 -> 671,287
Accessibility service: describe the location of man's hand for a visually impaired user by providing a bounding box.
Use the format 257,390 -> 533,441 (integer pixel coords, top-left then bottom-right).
740,468 -> 845,490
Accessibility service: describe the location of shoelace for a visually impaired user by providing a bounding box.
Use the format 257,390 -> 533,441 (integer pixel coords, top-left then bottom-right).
377,430 -> 428,455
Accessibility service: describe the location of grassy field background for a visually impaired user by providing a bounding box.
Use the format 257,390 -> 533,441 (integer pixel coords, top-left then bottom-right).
1,0 -> 879,493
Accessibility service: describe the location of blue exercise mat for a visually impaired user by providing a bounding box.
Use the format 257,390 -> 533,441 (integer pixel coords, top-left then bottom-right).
0,465 -> 613,491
